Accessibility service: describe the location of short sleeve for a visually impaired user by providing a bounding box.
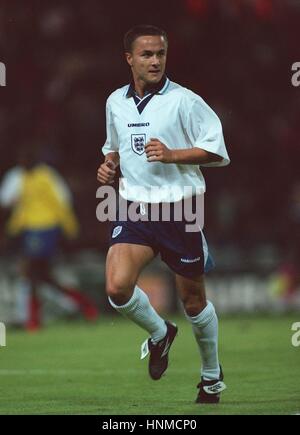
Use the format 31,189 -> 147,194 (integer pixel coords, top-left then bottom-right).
0,167 -> 23,207
184,94 -> 230,167
102,99 -> 119,156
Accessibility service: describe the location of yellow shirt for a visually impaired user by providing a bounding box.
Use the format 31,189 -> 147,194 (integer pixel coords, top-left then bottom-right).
7,165 -> 79,238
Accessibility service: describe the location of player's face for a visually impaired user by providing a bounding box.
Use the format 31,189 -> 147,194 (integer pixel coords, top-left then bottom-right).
126,35 -> 167,86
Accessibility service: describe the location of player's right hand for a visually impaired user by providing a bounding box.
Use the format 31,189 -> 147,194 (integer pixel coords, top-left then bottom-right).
97,160 -> 116,185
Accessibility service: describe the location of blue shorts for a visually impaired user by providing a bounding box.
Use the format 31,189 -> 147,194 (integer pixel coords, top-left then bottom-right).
109,198 -> 215,279
22,227 -> 61,259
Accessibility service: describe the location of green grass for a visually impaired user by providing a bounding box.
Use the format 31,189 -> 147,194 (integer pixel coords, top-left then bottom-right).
0,314 -> 299,415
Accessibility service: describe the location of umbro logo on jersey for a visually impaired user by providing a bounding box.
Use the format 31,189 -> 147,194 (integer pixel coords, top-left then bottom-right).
128,123 -> 150,127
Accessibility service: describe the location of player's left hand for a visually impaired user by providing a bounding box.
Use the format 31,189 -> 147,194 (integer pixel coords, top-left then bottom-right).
145,138 -> 174,163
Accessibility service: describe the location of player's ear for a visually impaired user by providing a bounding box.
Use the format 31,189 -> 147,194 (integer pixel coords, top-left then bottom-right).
125,52 -> 133,67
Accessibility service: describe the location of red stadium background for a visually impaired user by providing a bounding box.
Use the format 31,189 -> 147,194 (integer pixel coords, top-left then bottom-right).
0,0 -> 299,321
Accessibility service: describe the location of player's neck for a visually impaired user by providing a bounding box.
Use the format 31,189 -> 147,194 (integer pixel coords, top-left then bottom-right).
132,77 -> 164,98
133,79 -> 147,98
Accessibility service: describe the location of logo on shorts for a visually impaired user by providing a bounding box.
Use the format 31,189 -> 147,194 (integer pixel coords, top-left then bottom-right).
131,134 -> 146,155
112,226 -> 123,239
180,257 -> 201,264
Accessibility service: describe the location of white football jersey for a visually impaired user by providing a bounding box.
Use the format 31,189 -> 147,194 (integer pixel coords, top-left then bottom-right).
102,77 -> 230,203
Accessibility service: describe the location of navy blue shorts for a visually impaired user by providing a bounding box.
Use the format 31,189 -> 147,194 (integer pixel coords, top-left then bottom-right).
109,198 -> 215,279
22,227 -> 61,259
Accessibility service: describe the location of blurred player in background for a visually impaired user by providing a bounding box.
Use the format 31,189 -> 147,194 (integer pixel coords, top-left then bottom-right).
0,149 -> 99,331
97,25 -> 230,404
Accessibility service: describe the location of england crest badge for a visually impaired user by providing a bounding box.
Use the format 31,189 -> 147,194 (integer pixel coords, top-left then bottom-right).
131,134 -> 146,155
112,226 -> 123,239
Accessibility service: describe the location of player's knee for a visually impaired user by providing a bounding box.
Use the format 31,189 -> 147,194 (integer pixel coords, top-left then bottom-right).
106,280 -> 134,306
106,283 -> 123,299
182,296 -> 206,317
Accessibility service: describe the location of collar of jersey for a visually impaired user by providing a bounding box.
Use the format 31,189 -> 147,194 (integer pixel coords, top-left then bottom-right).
125,75 -> 170,99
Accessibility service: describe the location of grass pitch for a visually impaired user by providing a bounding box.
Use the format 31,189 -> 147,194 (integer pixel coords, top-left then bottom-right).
0,314 -> 299,415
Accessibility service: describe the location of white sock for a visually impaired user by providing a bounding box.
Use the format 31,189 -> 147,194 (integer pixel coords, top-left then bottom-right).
109,286 -> 167,343
186,301 -> 220,381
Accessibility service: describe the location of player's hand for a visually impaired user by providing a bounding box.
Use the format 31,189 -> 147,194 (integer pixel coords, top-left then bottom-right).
145,138 -> 174,163
97,160 -> 116,185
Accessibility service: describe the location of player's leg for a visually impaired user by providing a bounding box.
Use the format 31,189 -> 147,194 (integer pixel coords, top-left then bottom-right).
22,258 -> 42,331
176,273 -> 219,378
106,243 -> 154,304
106,243 -> 168,343
38,258 -> 99,321
20,231 -> 43,330
106,242 -> 178,380
175,273 -> 226,402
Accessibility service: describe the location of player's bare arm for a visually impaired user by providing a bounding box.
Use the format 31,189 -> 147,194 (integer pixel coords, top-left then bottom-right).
145,138 -> 223,165
97,152 -> 119,185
